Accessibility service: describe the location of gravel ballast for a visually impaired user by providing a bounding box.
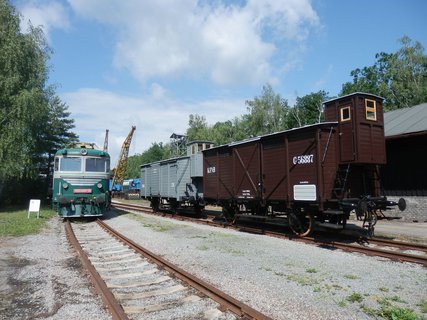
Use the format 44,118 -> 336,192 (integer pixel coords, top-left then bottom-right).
104,210 -> 427,320
1,211 -> 426,319
0,218 -> 111,320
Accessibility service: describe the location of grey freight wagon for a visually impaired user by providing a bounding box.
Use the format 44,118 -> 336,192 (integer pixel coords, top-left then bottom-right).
140,141 -> 213,216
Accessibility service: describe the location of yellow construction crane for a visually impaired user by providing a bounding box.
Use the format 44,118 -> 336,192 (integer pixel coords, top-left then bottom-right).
112,126 -> 136,193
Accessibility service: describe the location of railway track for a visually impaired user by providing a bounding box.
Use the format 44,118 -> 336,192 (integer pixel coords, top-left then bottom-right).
65,219 -> 271,320
111,201 -> 427,267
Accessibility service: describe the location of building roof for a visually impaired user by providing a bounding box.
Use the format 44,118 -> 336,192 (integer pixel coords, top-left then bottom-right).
384,102 -> 427,137
323,92 -> 384,104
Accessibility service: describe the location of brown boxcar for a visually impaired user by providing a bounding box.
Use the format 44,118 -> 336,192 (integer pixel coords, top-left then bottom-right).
203,92 -> 404,236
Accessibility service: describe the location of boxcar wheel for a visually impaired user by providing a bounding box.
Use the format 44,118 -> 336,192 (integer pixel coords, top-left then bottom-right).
288,212 -> 314,237
151,199 -> 159,212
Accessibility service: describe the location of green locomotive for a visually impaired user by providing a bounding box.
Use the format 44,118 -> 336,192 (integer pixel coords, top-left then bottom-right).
52,142 -> 111,217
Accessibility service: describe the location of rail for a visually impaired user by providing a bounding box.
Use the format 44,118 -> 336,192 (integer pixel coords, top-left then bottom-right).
96,219 -> 272,319
111,201 -> 427,267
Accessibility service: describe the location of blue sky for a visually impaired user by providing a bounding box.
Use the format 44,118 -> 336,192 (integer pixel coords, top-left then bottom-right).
14,0 -> 427,164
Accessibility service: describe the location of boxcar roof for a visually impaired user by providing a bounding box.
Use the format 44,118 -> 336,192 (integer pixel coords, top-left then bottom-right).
204,121 -> 338,151
384,102 -> 427,137
323,92 -> 384,104
140,154 -> 190,167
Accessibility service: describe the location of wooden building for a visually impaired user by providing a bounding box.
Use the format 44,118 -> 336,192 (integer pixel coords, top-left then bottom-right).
381,102 -> 427,221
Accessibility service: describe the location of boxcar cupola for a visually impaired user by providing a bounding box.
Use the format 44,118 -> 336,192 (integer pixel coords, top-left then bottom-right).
324,92 -> 386,164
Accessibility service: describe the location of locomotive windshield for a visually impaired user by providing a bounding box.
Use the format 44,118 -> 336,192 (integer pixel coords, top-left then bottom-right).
86,157 -> 110,172
54,156 -> 110,173
59,157 -> 81,171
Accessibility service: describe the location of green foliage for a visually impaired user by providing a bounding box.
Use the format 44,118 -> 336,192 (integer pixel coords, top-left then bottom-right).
287,90 -> 328,128
187,114 -> 211,141
243,84 -> 290,136
344,274 -> 359,280
377,298 -> 420,320
125,142 -> 170,178
0,1 -> 76,205
286,273 -> 319,286
361,296 -> 423,320
341,36 -> 427,110
0,207 -> 56,236
185,84 -> 292,146
337,300 -> 347,307
346,292 -> 364,303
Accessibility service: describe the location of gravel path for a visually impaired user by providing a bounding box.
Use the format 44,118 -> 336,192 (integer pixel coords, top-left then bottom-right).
0,218 -> 111,320
1,212 -> 426,320
104,210 -> 427,320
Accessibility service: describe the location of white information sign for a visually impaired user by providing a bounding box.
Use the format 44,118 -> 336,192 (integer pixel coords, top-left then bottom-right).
28,199 -> 41,219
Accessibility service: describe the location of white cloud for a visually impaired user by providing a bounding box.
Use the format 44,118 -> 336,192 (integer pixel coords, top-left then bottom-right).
68,0 -> 319,86
17,1 -> 70,40
62,87 -> 246,165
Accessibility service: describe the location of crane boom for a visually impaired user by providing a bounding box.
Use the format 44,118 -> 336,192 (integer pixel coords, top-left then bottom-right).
112,126 -> 136,190
103,129 -> 109,152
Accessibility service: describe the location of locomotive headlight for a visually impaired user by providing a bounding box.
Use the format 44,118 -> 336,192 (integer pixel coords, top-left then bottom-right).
97,183 -> 103,189
63,183 -> 69,189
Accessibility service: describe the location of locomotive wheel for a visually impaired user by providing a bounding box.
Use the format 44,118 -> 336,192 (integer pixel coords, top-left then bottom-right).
288,212 -> 314,237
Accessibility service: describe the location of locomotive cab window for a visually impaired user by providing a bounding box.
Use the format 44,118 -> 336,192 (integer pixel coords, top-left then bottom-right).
54,157 -> 59,171
60,157 -> 81,172
86,157 -> 109,172
340,106 -> 351,122
365,99 -> 377,121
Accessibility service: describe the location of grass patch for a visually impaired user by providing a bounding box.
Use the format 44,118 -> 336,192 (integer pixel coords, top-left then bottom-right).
389,296 -> 407,304
378,305 -> 420,320
208,231 -> 238,239
306,268 -> 317,273
419,299 -> 427,313
196,245 -> 209,251
0,207 -> 56,236
142,223 -> 171,232
337,300 -> 347,307
361,305 -> 377,317
346,292 -> 364,303
344,274 -> 359,280
287,273 -> 319,286
362,296 -> 422,320
128,214 -> 173,232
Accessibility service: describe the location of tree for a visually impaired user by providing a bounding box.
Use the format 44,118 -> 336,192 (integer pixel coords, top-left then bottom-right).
125,142 -> 170,178
243,84 -> 290,136
287,90 -> 329,128
0,1 -> 51,180
39,92 -> 78,191
341,36 -> 427,110
0,0 -> 76,205
186,114 -> 211,142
